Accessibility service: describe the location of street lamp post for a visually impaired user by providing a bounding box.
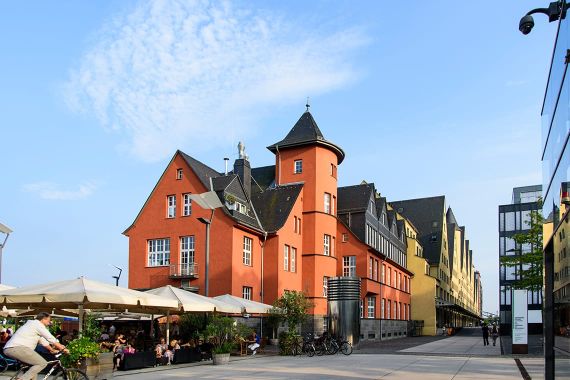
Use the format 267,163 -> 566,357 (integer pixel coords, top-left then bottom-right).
190,191 -> 223,297
0,223 -> 13,284
111,265 -> 123,286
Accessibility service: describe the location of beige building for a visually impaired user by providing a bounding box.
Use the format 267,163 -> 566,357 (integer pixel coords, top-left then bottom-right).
392,196 -> 481,335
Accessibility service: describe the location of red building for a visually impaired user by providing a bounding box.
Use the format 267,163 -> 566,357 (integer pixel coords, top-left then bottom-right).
125,110 -> 412,337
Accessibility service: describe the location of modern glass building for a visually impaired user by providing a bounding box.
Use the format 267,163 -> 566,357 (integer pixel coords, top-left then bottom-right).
541,4 -> 570,377
498,185 -> 542,335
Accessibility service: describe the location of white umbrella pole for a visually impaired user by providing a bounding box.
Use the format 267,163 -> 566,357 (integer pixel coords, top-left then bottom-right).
78,305 -> 84,335
166,310 -> 170,343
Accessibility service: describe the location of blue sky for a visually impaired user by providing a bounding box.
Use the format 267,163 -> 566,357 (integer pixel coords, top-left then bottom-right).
0,1 -> 557,313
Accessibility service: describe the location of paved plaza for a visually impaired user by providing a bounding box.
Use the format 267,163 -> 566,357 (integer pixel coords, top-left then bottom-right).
1,329 -> 557,379
112,354 -> 543,380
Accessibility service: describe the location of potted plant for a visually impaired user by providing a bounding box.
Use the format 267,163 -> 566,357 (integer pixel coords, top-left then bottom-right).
62,313 -> 113,379
205,316 -> 236,365
225,194 -> 237,210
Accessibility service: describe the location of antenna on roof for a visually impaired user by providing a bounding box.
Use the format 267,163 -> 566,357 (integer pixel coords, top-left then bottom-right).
306,97 -> 310,112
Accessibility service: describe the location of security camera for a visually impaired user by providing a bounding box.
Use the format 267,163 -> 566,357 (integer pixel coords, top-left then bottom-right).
519,14 -> 535,35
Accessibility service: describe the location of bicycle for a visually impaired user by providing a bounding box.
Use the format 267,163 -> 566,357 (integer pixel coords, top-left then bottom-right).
9,352 -> 88,380
331,335 -> 352,355
0,352 -> 19,373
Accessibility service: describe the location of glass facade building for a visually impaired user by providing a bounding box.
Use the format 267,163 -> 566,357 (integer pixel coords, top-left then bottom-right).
498,186 -> 543,335
542,5 -> 570,377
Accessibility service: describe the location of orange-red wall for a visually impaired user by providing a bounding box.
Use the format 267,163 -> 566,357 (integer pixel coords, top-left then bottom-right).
337,223 -> 411,320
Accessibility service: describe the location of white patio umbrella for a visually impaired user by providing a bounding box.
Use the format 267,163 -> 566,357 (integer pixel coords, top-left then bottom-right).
0,284 -> 16,317
213,294 -> 274,314
0,277 -> 178,332
146,286 -> 242,314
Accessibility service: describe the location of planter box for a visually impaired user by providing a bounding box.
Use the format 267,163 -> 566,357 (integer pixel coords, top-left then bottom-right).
82,352 -> 114,380
212,353 -> 230,365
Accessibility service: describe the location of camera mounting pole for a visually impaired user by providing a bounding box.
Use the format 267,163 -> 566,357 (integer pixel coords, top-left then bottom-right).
519,1 -> 568,34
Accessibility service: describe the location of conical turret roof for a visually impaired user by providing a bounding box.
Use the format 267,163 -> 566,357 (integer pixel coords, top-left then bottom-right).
267,111 -> 345,163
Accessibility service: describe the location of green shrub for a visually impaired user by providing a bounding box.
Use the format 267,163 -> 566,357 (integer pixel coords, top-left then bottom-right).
61,337 -> 101,368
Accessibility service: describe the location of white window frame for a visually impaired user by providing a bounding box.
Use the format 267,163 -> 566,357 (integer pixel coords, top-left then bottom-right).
291,247 -> 297,272
176,168 -> 183,180
324,193 -> 331,214
167,195 -> 176,218
382,264 -> 386,283
243,236 -> 252,266
182,193 -> 192,216
242,286 -> 252,300
236,201 -> 247,215
367,296 -> 375,318
148,238 -> 170,267
360,299 -> 363,318
324,234 -> 331,256
342,233 -> 348,242
343,256 -> 356,277
387,300 -> 391,320
369,257 -> 373,278
294,160 -> 303,174
381,298 -> 385,319
180,236 -> 195,268
323,276 -> 329,297
284,245 -> 289,271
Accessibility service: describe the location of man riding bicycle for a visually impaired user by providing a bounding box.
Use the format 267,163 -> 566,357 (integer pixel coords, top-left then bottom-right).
3,312 -> 68,380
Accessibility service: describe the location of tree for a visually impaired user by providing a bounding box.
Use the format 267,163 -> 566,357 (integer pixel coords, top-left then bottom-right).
500,206 -> 544,291
272,291 -> 312,333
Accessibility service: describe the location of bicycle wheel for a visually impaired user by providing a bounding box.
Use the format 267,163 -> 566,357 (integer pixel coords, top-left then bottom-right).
327,340 -> 339,355
293,342 -> 303,356
340,341 -> 352,355
54,368 -> 89,380
0,356 -> 8,373
305,344 -> 315,357
315,343 -> 326,356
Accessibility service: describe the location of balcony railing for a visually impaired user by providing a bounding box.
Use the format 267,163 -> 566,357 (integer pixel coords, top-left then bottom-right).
169,263 -> 199,279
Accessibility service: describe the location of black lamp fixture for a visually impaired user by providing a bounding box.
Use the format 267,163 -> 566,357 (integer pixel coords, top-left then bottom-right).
519,1 -> 567,34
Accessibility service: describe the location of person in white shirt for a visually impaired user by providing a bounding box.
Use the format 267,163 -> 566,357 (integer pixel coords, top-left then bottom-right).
4,312 -> 67,380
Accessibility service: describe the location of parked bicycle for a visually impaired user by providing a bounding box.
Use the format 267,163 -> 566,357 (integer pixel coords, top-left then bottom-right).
9,352 -> 88,380
0,352 -> 19,373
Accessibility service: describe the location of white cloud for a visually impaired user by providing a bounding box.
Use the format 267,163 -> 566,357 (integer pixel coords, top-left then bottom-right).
64,0 -> 369,162
23,181 -> 98,201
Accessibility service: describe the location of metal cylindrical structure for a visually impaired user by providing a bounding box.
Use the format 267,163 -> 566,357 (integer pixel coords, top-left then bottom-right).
327,277 -> 361,346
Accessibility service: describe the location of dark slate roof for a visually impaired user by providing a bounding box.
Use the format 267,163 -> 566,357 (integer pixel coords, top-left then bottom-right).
267,111 -> 345,164
179,151 -> 220,190
251,184 -> 303,233
212,174 -> 237,192
387,210 -> 397,232
251,165 -> 276,193
390,196 -> 446,265
396,219 -> 406,239
375,197 -> 387,218
211,175 -> 262,231
337,183 -> 374,212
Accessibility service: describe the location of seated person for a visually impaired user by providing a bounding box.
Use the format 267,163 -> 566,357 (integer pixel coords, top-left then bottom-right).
169,339 -> 180,351
113,339 -> 125,370
123,341 -> 136,355
155,337 -> 173,365
99,330 -> 110,342
0,328 -> 9,348
248,332 -> 260,355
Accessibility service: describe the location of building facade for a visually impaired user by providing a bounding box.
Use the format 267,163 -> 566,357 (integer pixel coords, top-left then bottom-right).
540,7 -> 570,377
391,196 -> 481,332
336,183 -> 412,340
498,185 -> 543,335
125,110 -> 413,338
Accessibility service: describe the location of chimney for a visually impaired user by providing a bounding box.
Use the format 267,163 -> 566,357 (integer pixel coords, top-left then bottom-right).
224,158 -> 229,175
234,142 -> 251,198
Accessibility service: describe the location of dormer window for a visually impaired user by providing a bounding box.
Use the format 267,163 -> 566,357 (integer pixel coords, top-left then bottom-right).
381,213 -> 386,225
236,201 -> 247,215
176,169 -> 183,180
294,160 -> 303,174
369,201 -> 375,214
